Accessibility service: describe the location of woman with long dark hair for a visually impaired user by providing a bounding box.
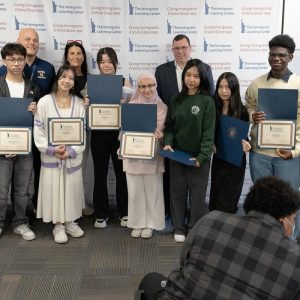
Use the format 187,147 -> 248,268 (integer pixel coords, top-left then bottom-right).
163,59 -> 215,243
209,72 -> 250,213
34,65 -> 86,243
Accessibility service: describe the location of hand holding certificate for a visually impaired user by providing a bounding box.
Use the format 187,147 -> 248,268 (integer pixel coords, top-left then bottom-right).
48,118 -> 84,146
87,74 -> 122,130
257,88 -> 298,149
120,104 -> 157,159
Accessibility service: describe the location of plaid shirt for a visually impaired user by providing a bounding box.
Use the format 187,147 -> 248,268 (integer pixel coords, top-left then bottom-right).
157,210 -> 300,300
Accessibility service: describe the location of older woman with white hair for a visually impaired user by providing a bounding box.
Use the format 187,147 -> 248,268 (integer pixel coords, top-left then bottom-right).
124,73 -> 167,239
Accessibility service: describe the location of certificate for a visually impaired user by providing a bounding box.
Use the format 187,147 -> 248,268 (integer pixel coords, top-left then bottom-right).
88,104 -> 120,130
159,149 -> 196,166
257,120 -> 295,149
0,127 -> 31,155
120,132 -> 155,159
48,118 -> 84,146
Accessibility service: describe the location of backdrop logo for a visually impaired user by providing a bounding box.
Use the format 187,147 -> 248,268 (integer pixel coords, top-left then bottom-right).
14,16 -> 46,31
241,20 -> 270,34
204,0 -> 234,16
91,19 -> 122,34
203,38 -> 232,53
53,36 -> 66,50
128,0 -> 160,16
52,0 -> 83,14
167,7 -> 197,16
14,3 -> 44,13
209,62 -> 231,72
167,21 -> 197,35
90,6 -> 121,16
239,56 -> 268,70
0,3 -> 7,12
204,25 -> 233,34
242,6 -> 272,16
240,43 -> 268,52
128,39 -> 159,53
91,55 -> 97,69
53,23 -> 83,33
129,25 -> 159,35
128,73 -> 135,86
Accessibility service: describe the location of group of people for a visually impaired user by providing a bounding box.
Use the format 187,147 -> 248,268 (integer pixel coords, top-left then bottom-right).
1,29 -> 300,252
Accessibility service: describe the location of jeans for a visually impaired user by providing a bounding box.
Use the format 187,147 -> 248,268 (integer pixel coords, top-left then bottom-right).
0,155 -> 33,227
249,151 -> 300,238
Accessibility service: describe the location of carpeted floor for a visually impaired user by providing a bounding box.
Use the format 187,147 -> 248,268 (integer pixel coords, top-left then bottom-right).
0,211 -> 181,300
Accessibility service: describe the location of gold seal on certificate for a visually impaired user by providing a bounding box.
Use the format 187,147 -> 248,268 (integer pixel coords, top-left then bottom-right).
0,127 -> 31,155
88,104 -> 120,130
121,132 -> 156,159
257,120 -> 295,149
49,118 -> 84,146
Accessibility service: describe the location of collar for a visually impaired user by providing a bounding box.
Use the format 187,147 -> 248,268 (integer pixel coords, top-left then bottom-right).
267,69 -> 293,82
247,210 -> 282,229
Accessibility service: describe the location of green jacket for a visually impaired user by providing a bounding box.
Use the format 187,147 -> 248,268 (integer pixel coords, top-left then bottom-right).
164,93 -> 215,164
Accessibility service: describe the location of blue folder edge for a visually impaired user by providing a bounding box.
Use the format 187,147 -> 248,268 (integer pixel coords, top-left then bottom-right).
159,149 -> 196,166
87,74 -> 123,104
215,115 -> 249,167
0,97 -> 33,127
121,103 -> 157,133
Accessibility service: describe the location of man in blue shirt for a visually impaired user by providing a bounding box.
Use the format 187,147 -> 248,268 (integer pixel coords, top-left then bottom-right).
0,28 -> 56,211
0,28 -> 55,97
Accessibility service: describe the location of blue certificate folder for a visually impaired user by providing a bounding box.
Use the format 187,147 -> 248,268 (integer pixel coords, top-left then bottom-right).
0,97 -> 33,126
215,115 -> 249,167
159,149 -> 196,166
258,88 -> 298,120
121,104 -> 157,132
87,74 -> 123,104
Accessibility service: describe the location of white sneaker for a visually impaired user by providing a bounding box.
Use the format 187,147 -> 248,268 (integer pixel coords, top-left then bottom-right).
141,228 -> 153,239
14,224 -> 36,241
94,218 -> 108,229
131,228 -> 142,238
119,216 -> 128,227
65,221 -> 84,238
53,225 -> 68,244
174,234 -> 185,243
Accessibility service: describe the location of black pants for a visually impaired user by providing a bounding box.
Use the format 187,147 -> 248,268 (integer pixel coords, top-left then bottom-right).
209,156 -> 246,213
91,131 -> 128,219
163,158 -> 170,216
170,160 -> 210,235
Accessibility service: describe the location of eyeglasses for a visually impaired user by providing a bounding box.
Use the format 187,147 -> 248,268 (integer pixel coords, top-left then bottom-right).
67,40 -> 82,45
269,52 -> 290,58
172,46 -> 190,52
138,84 -> 156,90
4,57 -> 25,64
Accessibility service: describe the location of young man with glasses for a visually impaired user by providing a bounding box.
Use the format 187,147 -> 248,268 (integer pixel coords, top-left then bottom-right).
0,43 -> 40,240
246,34 -> 300,239
0,28 -> 56,212
155,34 -> 214,220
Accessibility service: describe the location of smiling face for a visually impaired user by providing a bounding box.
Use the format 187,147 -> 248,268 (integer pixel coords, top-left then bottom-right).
217,78 -> 231,103
17,28 -> 39,58
57,69 -> 75,92
184,66 -> 200,95
67,46 -> 84,70
138,78 -> 156,98
98,53 -> 116,75
172,37 -> 191,67
268,46 -> 292,76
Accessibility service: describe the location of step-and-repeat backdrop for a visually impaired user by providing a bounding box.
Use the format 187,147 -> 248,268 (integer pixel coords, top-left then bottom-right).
0,0 -> 286,206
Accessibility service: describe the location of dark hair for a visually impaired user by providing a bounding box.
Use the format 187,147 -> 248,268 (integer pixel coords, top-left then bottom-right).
172,34 -> 190,46
96,47 -> 118,73
63,41 -> 88,75
175,59 -> 211,100
1,42 -> 26,59
215,72 -> 242,118
244,176 -> 300,219
52,65 -> 76,95
269,34 -> 296,54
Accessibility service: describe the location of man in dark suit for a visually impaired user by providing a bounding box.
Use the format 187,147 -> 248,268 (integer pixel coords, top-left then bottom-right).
155,34 -> 215,106
155,34 -> 215,218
